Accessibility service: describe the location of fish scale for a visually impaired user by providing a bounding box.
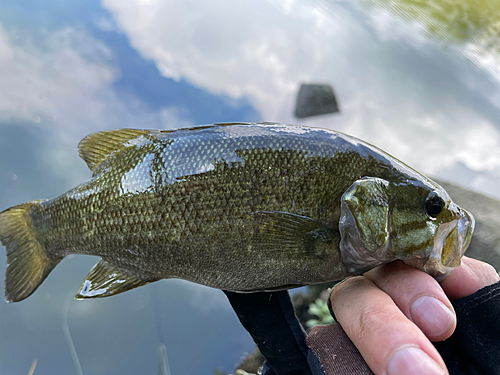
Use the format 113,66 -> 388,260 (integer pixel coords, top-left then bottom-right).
0,122 -> 474,302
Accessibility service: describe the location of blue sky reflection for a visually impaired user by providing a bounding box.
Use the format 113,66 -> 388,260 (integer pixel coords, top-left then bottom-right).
0,0 -> 500,374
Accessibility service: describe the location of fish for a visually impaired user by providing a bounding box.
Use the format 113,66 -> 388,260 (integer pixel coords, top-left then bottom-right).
0,122 -> 474,302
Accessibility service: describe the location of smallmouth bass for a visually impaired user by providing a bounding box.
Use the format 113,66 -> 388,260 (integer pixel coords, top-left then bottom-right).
0,123 -> 474,302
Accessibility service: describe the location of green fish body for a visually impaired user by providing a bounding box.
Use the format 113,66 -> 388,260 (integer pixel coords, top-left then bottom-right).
0,123 -> 474,302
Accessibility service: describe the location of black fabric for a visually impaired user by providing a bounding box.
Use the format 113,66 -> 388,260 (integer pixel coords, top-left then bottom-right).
224,290 -> 323,375
225,282 -> 500,375
434,281 -> 500,375
307,348 -> 326,375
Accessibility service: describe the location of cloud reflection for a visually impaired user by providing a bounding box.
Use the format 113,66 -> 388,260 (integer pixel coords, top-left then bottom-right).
102,0 -> 500,198
0,24 -> 192,134
0,23 -> 193,188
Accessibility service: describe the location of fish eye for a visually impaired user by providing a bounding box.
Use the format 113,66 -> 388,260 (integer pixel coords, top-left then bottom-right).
425,194 -> 445,218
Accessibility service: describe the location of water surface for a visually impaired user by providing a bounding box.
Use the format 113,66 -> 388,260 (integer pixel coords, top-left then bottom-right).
1,0 -> 499,374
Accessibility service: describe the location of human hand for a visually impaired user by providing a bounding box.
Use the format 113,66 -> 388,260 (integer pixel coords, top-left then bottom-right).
328,256 -> 500,375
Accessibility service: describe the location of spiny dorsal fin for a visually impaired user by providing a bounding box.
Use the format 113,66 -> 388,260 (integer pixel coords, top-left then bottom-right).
78,124 -> 281,173
78,129 -> 150,173
75,259 -> 158,299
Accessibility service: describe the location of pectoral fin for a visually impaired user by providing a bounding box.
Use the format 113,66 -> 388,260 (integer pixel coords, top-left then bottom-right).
75,260 -> 158,299
251,211 -> 337,258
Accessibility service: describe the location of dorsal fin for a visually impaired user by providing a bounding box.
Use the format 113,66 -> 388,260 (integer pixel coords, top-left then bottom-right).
78,129 -> 150,173
77,123 -> 281,173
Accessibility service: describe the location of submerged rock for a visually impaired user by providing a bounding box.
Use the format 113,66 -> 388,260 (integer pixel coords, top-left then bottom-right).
436,180 -> 500,271
294,84 -> 339,118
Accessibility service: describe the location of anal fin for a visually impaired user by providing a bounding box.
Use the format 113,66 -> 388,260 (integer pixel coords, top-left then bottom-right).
75,259 -> 158,299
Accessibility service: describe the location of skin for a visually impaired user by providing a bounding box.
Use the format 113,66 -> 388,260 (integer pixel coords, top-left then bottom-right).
329,256 -> 500,375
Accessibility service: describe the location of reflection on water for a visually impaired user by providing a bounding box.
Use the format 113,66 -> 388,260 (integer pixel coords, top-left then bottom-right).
101,0 -> 500,198
363,0 -> 500,49
62,292 -> 84,375
0,0 -> 500,374
360,0 -> 500,83
27,359 -> 38,375
157,344 -> 172,375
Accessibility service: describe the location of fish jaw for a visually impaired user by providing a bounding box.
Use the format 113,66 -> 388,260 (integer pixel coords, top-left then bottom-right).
404,207 -> 475,280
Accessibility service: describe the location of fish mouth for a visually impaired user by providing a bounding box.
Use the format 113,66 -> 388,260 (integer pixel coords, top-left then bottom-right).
421,208 -> 475,280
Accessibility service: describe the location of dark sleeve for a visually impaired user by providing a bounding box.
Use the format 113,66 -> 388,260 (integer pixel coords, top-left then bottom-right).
223,290 -> 324,375
225,282 -> 500,375
433,281 -> 500,375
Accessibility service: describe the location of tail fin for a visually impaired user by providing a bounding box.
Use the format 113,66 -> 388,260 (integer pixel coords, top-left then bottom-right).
0,200 -> 61,302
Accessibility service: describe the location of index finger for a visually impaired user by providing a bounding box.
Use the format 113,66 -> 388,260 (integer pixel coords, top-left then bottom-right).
364,261 -> 456,342
330,276 -> 448,375
440,256 -> 500,301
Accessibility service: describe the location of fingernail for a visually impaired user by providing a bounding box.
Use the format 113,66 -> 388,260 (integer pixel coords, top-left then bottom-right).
388,347 -> 445,375
411,296 -> 455,337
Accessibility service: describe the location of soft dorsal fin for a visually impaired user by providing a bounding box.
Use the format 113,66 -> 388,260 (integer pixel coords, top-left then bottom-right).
75,259 -> 158,299
78,129 -> 150,173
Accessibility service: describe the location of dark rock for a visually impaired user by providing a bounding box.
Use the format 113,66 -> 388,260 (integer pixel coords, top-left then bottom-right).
435,179 -> 500,270
236,347 -> 265,374
294,84 -> 339,118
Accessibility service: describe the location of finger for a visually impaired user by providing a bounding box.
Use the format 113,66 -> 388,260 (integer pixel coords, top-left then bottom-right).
440,256 -> 500,301
330,276 -> 448,375
364,261 -> 456,341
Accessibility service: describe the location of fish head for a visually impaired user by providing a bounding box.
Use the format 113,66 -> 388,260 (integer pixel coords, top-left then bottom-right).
339,177 -> 474,280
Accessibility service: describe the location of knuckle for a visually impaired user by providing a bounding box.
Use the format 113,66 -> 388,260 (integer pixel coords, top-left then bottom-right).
480,262 -> 500,282
330,276 -> 402,343
350,301 -> 396,341
330,276 -> 367,303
